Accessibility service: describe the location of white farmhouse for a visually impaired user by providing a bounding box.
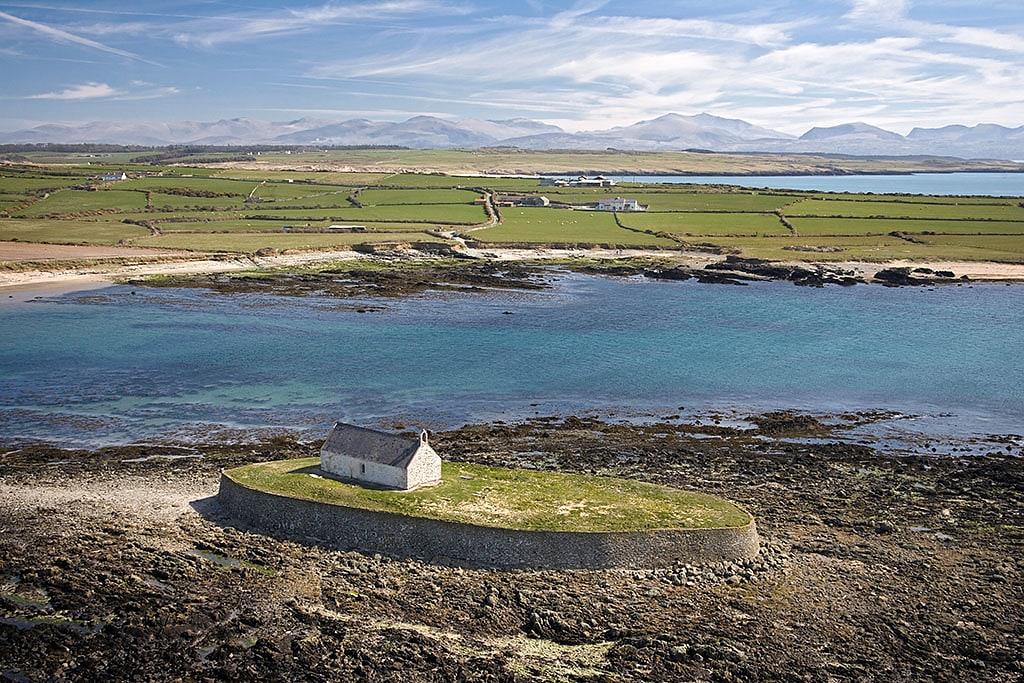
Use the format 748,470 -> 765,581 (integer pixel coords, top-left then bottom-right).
597,197 -> 645,212
320,423 -> 441,490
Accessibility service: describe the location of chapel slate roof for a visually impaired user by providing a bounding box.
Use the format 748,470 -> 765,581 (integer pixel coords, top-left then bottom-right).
321,423 -> 422,468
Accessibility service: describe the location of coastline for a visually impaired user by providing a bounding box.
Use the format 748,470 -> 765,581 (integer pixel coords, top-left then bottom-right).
3,243 -> 1024,292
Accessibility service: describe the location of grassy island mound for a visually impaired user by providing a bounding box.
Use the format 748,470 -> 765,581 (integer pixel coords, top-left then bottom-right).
223,458 -> 751,532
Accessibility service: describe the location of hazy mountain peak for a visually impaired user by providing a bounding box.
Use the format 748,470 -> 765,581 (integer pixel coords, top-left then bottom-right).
0,113 -> 1021,159
800,121 -> 905,141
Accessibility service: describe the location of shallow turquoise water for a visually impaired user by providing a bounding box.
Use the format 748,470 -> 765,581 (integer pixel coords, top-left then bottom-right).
1,273 -> 1021,448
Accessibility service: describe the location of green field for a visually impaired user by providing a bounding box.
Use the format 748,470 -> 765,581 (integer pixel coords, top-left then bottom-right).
620,212 -> 789,236
148,193 -> 248,211
1,161 -> 1022,262
0,176 -> 87,193
165,147 -> 1024,176
133,231 -> 443,252
243,203 -> 487,223
118,176 -> 254,195
224,458 -> 752,532
212,170 -> 392,186
472,208 -> 678,246
0,218 -> 150,245
699,235 -> 1024,262
789,217 -> 1024,236
250,182 -> 351,201
357,188 -> 481,205
151,219 -> 441,233
786,198 -> 1024,220
544,190 -> 803,213
16,189 -> 148,217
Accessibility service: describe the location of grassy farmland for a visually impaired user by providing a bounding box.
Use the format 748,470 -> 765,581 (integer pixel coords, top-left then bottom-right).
224,458 -> 752,532
1,158 -> 1022,262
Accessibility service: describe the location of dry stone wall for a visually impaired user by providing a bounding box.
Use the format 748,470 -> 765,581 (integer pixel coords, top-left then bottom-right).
218,473 -> 759,569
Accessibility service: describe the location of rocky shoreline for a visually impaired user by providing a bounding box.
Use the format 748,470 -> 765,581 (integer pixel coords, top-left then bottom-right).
5,240 -> 1024,293
2,415 -> 1021,681
120,253 -> 1005,302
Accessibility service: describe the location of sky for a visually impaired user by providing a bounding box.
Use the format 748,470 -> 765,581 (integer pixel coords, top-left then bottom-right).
0,0 -> 1022,135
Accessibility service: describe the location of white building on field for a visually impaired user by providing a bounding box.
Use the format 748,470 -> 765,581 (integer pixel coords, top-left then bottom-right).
320,423 -> 441,491
597,196 -> 646,212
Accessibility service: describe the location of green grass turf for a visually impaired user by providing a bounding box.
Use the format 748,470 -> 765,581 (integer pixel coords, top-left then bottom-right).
148,193 -> 248,211
357,188 -> 482,205
546,190 -> 804,212
224,458 -> 752,532
789,217 -> 1024,236
471,208 -> 678,246
619,212 -> 789,236
694,235 -> 1024,262
0,176 -> 87,193
246,203 -> 488,223
786,198 -> 1024,220
132,231 -> 444,252
15,189 -> 148,217
118,176 -> 255,195
250,182 -> 353,201
151,218 -> 442,233
0,218 -> 150,245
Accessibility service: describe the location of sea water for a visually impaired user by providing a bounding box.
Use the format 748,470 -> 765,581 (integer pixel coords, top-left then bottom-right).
612,172 -> 1024,197
1,273 -> 1022,450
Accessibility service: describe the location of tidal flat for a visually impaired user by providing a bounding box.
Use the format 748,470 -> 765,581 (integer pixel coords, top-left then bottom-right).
1,416 -> 1021,681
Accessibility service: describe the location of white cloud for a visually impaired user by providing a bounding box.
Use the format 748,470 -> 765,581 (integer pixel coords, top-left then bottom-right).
28,82 -> 119,100
25,81 -> 181,102
844,0 -> 910,23
4,2 -> 1022,135
580,16 -> 795,48
0,10 -> 152,63
917,23 -> 1024,54
173,1 -> 469,48
116,85 -> 181,101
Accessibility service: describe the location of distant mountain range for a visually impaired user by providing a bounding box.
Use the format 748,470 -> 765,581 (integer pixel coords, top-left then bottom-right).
3,112 -> 1023,160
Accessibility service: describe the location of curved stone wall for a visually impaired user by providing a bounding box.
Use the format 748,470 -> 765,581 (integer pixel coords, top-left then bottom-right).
218,472 -> 759,570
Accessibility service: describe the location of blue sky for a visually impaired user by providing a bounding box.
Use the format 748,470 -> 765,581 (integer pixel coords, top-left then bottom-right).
1,0 -> 1022,134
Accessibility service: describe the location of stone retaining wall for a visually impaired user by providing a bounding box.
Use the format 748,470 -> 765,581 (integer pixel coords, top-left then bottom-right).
218,473 -> 759,570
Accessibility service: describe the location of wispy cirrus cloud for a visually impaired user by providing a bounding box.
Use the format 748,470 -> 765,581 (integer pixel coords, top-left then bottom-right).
26,81 -> 180,101
0,9 -> 156,64
28,82 -> 119,100
173,0 -> 469,48
1,1 -> 1021,135
844,0 -> 1024,54
300,0 -> 1023,133
844,0 -> 910,24
315,6 -> 795,84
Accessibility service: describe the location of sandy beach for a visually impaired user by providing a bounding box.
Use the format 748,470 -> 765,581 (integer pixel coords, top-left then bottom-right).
3,242 -> 1024,291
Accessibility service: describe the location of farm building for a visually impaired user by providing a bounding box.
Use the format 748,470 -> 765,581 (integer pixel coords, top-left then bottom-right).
320,423 -> 442,491
493,194 -> 550,207
574,175 -> 617,188
597,197 -> 646,212
100,172 -> 127,181
540,175 -> 617,187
